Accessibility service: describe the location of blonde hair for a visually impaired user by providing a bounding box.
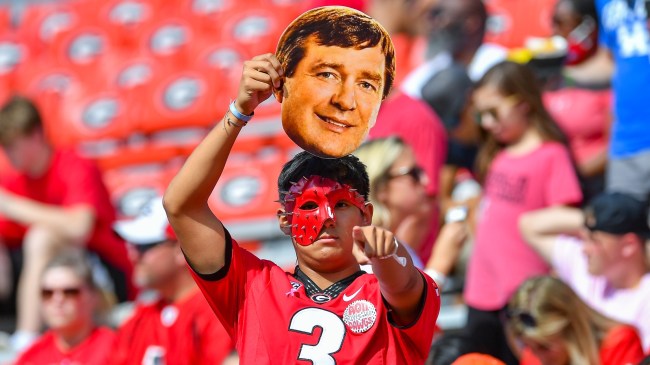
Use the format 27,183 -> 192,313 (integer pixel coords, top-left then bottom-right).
353,137 -> 406,229
507,276 -> 620,365
43,248 -> 115,322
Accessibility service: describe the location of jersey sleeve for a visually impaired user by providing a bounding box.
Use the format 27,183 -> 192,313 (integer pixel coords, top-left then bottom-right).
390,271 -> 441,359
599,325 -> 645,365
187,229 -> 264,340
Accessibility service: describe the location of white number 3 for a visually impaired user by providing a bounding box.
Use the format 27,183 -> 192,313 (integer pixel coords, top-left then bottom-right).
289,308 -> 346,364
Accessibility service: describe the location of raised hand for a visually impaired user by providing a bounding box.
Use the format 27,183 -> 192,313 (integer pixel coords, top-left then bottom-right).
352,226 -> 407,267
234,53 -> 284,116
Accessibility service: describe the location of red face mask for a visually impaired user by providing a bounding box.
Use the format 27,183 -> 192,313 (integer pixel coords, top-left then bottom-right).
282,175 -> 367,246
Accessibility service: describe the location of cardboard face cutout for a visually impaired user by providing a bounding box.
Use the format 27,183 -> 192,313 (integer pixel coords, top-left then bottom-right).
275,6 -> 395,158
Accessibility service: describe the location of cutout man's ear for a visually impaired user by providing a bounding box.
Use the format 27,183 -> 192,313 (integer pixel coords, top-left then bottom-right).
273,85 -> 284,103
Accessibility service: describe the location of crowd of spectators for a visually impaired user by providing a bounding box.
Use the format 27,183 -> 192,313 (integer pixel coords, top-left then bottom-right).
0,0 -> 648,364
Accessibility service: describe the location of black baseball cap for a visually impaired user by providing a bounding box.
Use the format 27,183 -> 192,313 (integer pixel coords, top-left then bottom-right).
584,192 -> 650,238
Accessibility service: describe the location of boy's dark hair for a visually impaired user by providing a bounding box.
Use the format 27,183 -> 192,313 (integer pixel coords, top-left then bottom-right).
278,151 -> 370,201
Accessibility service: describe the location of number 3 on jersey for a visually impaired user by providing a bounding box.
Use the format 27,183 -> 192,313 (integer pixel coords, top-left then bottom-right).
289,308 -> 346,364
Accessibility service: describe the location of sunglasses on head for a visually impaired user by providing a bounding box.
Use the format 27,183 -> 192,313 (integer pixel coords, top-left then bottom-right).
506,309 -> 537,328
388,166 -> 425,182
41,287 -> 83,300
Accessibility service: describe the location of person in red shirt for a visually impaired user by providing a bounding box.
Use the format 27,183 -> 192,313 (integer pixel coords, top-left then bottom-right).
110,197 -> 234,365
0,96 -> 133,352
163,12 -> 441,362
15,249 -> 116,365
507,276 -> 644,365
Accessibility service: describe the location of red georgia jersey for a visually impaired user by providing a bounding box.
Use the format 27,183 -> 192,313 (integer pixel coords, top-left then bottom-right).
110,290 -> 233,365
15,327 -> 115,365
190,231 -> 441,365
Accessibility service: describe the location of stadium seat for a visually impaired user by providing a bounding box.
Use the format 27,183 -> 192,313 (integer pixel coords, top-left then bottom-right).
136,66 -> 227,133
102,162 -> 176,219
48,25 -> 129,90
45,84 -> 137,147
0,31 -> 31,88
0,6 -> 11,32
139,18 -> 196,70
208,146 -> 290,241
14,3 -> 81,57
484,0 -> 556,49
94,0 -> 162,52
176,0 -> 236,34
219,8 -> 292,56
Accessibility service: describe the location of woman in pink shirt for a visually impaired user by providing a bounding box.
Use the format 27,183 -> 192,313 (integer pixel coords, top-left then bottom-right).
464,61 -> 582,364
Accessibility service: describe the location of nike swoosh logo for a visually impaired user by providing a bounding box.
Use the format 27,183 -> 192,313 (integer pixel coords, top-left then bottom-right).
342,286 -> 363,302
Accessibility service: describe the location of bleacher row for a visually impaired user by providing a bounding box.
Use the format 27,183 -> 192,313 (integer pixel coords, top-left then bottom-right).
0,0 -> 559,244
0,0 -> 309,242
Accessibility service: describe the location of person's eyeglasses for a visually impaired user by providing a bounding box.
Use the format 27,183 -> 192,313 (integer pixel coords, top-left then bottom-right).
506,309 -> 537,328
41,287 -> 83,300
388,166 -> 426,182
473,95 -> 520,125
474,107 -> 499,125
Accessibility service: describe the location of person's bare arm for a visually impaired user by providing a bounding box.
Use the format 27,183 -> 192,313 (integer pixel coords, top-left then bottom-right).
394,195 -> 434,252
424,221 -> 468,289
353,226 -> 425,325
518,206 -> 584,263
163,53 -> 283,274
0,187 -> 93,244
578,149 -> 608,177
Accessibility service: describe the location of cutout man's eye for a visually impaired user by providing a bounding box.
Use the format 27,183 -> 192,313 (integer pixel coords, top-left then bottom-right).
318,72 -> 335,79
359,81 -> 378,92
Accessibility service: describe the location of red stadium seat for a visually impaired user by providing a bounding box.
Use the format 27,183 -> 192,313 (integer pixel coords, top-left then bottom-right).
208,146 -> 291,241
50,26 -> 127,78
94,0 -> 163,52
139,18 -> 196,69
14,2 -> 98,58
484,0 -> 557,49
136,67 -> 228,133
219,8 -> 292,56
0,31 -> 33,89
176,0 -> 238,34
103,162 -> 176,219
0,6 -> 11,32
45,84 -> 137,147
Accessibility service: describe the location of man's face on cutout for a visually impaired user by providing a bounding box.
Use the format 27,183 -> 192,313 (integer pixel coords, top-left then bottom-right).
279,38 -> 385,158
